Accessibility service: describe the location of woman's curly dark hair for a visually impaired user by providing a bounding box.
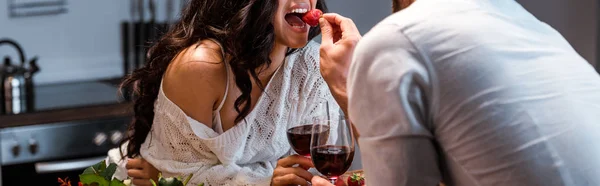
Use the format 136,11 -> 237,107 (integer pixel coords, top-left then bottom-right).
120,0 -> 328,157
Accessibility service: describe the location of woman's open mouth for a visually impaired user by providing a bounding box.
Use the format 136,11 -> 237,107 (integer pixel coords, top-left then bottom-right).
285,8 -> 308,30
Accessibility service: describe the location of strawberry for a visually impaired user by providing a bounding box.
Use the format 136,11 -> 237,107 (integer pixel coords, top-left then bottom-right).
347,173 -> 365,186
58,177 -> 72,186
302,9 -> 323,27
333,178 -> 345,186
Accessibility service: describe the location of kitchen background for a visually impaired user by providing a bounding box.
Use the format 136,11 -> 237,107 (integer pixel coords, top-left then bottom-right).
0,0 -> 597,185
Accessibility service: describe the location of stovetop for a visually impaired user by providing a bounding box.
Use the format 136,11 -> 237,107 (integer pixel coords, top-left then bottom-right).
0,80 -> 133,128
32,81 -> 123,113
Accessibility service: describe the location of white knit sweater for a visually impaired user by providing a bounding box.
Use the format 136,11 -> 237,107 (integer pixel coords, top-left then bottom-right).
107,41 -> 340,186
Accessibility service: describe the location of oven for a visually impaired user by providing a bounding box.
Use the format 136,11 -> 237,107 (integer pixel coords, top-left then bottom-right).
0,116 -> 128,185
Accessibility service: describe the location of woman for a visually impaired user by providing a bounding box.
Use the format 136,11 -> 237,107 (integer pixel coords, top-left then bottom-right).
107,0 -> 348,185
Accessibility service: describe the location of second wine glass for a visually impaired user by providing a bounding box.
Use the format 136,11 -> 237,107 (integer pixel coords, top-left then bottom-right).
310,117 -> 355,184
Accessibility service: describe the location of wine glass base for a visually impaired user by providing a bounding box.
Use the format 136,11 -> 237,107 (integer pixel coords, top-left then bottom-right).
329,177 -> 337,184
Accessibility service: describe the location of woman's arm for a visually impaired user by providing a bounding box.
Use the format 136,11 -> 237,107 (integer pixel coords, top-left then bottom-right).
127,157 -> 278,186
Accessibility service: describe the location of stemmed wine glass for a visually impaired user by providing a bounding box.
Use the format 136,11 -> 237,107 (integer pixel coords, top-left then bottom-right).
310,116 -> 355,184
286,96 -> 330,158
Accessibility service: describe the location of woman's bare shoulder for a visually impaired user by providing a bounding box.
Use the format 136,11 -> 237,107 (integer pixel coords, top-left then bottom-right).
161,39 -> 228,127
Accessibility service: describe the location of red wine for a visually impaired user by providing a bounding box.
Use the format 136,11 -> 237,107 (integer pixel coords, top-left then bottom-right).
287,124 -> 329,156
311,145 -> 354,178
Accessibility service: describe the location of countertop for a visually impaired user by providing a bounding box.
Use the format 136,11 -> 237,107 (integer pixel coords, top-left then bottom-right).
0,102 -> 133,128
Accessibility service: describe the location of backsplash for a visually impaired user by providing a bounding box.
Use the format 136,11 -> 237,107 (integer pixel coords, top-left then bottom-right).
0,0 -> 183,84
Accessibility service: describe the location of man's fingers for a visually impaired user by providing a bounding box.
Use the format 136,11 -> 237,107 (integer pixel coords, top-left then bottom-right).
322,13 -> 360,35
277,155 -> 314,168
319,17 -> 334,48
273,174 -> 310,186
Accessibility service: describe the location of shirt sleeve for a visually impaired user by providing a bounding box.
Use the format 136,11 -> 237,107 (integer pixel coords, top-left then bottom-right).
347,24 -> 442,186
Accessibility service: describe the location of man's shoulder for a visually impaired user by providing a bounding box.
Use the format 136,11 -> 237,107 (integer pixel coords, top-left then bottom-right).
356,0 -> 436,52
354,15 -> 415,60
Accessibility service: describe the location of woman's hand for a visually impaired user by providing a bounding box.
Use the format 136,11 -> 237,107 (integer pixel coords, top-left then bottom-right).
271,155 -> 315,186
312,176 -> 346,186
318,13 -> 362,114
126,158 -> 160,186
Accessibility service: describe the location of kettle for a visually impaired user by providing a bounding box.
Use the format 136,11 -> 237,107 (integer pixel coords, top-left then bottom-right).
0,38 -> 39,115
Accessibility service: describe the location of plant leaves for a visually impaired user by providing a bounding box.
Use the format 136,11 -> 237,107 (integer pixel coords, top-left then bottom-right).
82,166 -> 97,175
79,174 -> 109,186
101,163 -> 118,181
109,179 -> 126,186
182,174 -> 193,186
98,160 -> 107,173
198,183 -> 204,186
82,160 -> 106,175
158,177 -> 183,186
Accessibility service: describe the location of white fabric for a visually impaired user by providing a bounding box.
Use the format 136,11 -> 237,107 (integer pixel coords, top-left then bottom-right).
108,41 -> 340,186
204,38 -> 231,135
348,0 -> 600,186
106,141 -> 129,181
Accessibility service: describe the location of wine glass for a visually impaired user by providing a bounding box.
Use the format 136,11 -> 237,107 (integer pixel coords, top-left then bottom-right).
286,96 -> 330,158
310,116 -> 355,184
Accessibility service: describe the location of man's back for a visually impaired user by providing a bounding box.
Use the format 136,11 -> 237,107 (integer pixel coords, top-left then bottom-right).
348,0 -> 600,185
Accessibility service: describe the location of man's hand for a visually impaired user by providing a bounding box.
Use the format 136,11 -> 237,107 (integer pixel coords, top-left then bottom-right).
271,155 -> 315,186
318,13 -> 361,114
126,158 -> 160,186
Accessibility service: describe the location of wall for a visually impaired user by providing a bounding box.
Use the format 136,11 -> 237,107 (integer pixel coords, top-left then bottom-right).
0,0 -> 182,84
517,0 -> 598,67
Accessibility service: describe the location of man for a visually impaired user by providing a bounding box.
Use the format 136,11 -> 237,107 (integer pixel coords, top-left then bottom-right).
315,0 -> 600,185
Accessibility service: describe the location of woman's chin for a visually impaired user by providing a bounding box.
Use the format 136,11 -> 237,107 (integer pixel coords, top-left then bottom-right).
286,40 -> 309,49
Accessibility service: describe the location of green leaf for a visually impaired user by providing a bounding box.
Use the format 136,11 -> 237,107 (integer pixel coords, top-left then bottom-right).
109,179 -> 126,186
80,174 -> 109,186
198,183 -> 205,186
82,166 -> 97,175
159,177 -> 184,186
182,174 -> 193,186
98,160 -> 107,172
92,160 -> 106,172
150,179 -> 158,186
82,160 -> 106,175
101,163 -> 118,181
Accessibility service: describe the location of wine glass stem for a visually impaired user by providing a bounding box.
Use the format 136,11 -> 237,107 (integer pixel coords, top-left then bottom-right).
329,178 -> 337,184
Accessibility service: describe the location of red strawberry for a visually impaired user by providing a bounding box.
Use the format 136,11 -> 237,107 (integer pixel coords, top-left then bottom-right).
302,9 -> 323,27
347,173 -> 365,186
